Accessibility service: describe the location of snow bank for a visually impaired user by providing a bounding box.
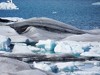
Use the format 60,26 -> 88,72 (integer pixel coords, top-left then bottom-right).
0,35 -> 11,52
0,2 -> 19,10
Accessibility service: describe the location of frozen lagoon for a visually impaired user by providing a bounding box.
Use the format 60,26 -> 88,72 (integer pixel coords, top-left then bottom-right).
0,17 -> 100,75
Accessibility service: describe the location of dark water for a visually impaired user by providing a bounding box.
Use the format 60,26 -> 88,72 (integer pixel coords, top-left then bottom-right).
0,0 -> 100,29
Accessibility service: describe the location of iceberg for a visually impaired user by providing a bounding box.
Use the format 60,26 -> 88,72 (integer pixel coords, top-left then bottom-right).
0,0 -> 19,10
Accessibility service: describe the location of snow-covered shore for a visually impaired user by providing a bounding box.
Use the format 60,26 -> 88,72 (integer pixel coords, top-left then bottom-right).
0,17 -> 100,75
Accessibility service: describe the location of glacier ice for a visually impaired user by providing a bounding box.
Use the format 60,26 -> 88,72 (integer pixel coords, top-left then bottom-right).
0,35 -> 11,52
36,39 -> 56,53
54,41 -> 84,57
54,40 -> 100,57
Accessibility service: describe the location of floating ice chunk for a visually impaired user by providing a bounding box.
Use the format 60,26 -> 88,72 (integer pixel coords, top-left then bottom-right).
52,11 -> 57,14
0,35 -> 11,52
36,39 -> 56,53
92,2 -> 100,5
0,1 -> 19,10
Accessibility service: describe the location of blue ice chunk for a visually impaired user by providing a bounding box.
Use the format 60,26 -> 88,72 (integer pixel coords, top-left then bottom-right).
50,65 -> 58,73
0,37 -> 11,52
36,39 -> 56,53
82,45 -> 92,52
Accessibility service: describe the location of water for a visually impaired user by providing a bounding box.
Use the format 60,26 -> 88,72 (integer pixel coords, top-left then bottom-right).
0,0 -> 100,29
